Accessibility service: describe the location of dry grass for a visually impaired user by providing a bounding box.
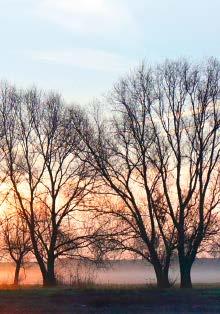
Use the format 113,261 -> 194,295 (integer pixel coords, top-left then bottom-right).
0,285 -> 219,313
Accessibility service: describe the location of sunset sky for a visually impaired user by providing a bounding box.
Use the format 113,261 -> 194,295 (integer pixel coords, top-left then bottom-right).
1,0 -> 220,104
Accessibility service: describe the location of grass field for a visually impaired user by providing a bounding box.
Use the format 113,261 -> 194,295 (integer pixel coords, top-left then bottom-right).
0,285 -> 220,313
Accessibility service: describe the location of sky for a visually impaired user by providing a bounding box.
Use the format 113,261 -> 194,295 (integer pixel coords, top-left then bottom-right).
0,0 -> 220,105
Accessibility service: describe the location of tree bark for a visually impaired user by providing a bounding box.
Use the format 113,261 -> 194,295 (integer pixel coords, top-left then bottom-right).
154,264 -> 170,288
42,258 -> 56,287
43,272 -> 57,287
13,259 -> 22,286
179,258 -> 192,288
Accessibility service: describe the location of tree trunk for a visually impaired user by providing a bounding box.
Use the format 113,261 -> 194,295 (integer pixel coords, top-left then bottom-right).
43,272 -> 57,287
154,265 -> 170,288
179,259 -> 192,288
13,259 -> 22,286
42,258 -> 56,287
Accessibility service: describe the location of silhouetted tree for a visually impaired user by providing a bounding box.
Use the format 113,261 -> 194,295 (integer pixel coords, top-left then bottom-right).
71,68 -> 177,288
1,213 -> 32,285
148,58 -> 220,288
0,85 -> 96,286
73,58 -> 220,289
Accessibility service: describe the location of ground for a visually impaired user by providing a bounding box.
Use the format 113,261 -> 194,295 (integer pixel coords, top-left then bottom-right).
0,285 -> 220,313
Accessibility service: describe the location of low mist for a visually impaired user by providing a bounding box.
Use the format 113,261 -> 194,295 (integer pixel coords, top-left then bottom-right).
0,259 -> 220,286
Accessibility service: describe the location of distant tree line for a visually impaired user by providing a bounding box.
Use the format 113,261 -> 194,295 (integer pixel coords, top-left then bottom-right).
0,58 -> 219,289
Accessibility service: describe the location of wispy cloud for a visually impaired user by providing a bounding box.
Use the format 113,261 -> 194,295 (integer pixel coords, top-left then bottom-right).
29,48 -> 136,73
35,0 -> 136,37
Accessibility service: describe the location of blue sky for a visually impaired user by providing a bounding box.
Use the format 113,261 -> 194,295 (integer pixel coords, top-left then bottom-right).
0,0 -> 220,104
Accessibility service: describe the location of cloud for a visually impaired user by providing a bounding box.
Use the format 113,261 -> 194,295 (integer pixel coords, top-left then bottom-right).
29,48 -> 136,73
36,0 -> 135,37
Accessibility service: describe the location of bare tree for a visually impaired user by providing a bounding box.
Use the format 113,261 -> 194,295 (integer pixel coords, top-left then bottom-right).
0,85 -> 97,286
1,213 -> 32,286
71,68 -> 177,288
73,59 -> 220,289
148,58 -> 220,288
0,58 -> 219,290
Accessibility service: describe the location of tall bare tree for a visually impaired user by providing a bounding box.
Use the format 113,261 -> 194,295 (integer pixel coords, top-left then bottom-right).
149,58 -> 220,288
73,59 -> 220,289
71,68 -> 177,288
0,85 -> 96,286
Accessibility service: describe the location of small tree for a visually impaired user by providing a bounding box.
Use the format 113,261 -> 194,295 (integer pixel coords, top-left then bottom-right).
1,213 -> 32,285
